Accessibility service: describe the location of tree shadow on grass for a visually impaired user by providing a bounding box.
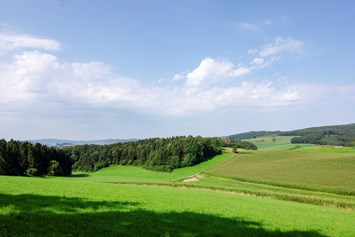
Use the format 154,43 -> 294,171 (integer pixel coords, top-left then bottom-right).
0,193 -> 328,237
69,173 -> 90,178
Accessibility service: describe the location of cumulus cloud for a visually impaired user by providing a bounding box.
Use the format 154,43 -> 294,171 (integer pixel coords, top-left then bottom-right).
183,37 -> 304,89
0,49 -> 315,117
186,57 -> 250,88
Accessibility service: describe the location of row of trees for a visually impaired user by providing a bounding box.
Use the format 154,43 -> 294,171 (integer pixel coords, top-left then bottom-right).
65,136 -> 223,172
0,139 -> 72,176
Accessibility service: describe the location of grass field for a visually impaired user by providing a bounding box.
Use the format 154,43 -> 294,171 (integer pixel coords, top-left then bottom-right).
1,175 -> 355,237
73,153 -> 231,183
243,136 -> 315,150
207,147 -> 355,195
1,136 -> 355,236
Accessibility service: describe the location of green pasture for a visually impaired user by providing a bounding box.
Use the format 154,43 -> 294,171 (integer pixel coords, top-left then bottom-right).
243,136 -> 314,150
1,175 -> 355,237
71,152 -> 231,183
186,174 -> 355,209
207,146 -> 355,195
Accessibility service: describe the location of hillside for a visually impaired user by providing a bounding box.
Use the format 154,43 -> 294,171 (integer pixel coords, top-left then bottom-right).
229,123 -> 355,146
64,136 -> 223,172
228,131 -> 280,140
282,123 -> 355,146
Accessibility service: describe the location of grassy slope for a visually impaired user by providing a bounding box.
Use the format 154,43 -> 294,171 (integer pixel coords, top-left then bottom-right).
70,143 -> 355,209
1,175 -> 355,237
207,147 -> 355,194
72,152 -> 232,183
243,136 -> 314,150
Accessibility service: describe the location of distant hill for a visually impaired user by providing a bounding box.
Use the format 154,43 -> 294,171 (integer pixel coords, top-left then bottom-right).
229,123 -> 355,146
281,123 -> 355,146
229,131 -> 280,140
27,138 -> 137,147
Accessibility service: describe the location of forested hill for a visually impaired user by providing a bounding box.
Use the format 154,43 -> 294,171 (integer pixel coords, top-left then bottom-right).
64,136 -> 223,172
229,131 -> 280,140
282,123 -> 355,146
0,139 -> 72,176
228,123 -> 355,146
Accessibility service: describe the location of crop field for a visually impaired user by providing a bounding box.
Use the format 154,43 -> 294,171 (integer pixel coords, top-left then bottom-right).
1,137 -> 355,237
207,147 -> 355,195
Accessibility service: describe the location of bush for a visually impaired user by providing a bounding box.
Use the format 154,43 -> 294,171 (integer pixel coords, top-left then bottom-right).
25,168 -> 38,177
47,160 -> 64,176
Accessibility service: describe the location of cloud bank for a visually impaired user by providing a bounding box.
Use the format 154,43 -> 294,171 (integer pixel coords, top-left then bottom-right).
0,31 -> 347,120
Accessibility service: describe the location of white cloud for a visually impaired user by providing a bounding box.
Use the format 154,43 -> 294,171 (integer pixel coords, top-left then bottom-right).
259,37 -> 304,57
237,22 -> 258,31
172,73 -> 185,81
186,57 -> 250,88
252,57 -> 264,66
0,50 -> 312,117
0,31 -> 61,52
166,81 -> 305,115
1,33 -> 347,120
183,37 -> 304,89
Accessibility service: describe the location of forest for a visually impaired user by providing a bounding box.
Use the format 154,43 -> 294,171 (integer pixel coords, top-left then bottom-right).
65,136 -> 223,172
0,139 -> 72,176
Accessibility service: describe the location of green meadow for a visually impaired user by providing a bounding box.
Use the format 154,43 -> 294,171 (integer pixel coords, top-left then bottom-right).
207,147 -> 355,195
242,136 -> 315,150
1,137 -> 355,236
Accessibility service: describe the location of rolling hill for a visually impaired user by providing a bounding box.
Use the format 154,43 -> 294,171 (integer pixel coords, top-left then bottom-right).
229,123 -> 355,146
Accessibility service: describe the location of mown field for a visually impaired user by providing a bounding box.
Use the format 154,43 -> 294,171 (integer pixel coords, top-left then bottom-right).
1,136 -> 355,236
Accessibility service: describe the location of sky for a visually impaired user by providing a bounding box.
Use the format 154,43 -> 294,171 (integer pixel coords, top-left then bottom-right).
0,0 -> 354,140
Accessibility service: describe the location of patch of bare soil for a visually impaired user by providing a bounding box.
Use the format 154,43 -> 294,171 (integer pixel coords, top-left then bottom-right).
182,177 -> 199,182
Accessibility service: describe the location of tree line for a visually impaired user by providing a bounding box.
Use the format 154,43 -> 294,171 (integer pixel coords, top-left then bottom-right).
64,136 -> 223,172
0,139 -> 72,176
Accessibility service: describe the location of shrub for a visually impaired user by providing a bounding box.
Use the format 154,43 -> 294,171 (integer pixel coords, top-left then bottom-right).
25,168 -> 38,176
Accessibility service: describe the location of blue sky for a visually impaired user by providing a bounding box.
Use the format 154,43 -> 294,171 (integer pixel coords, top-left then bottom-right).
0,0 -> 354,140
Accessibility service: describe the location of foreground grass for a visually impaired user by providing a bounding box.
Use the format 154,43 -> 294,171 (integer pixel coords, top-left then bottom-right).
1,175 -> 355,237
